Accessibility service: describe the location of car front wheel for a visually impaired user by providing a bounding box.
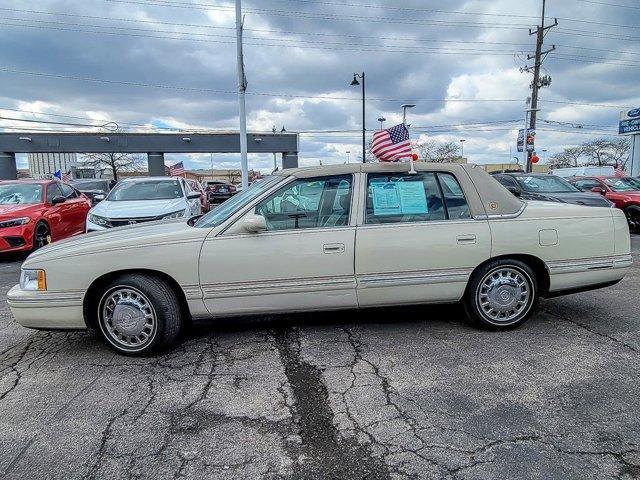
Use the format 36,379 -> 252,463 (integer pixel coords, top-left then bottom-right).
96,274 -> 182,355
624,205 -> 640,233
464,259 -> 538,330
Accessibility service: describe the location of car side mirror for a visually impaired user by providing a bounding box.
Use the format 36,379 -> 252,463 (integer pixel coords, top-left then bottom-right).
591,186 -> 606,195
506,186 -> 521,197
187,192 -> 201,200
94,194 -> 105,201
51,195 -> 66,205
241,213 -> 267,233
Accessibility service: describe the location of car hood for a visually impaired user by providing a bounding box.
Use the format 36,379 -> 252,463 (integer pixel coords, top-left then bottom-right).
0,204 -> 41,219
90,198 -> 186,218
522,191 -> 611,207
25,219 -> 209,265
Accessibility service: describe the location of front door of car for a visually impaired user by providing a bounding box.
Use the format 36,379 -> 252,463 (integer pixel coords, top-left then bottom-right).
183,180 -> 201,215
199,174 -> 358,316
355,171 -> 491,307
45,183 -> 69,239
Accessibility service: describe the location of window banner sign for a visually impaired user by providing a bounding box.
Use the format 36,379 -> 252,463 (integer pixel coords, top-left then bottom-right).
371,181 -> 428,216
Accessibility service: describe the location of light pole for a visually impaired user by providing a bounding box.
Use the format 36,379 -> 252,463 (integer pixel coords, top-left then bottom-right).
542,149 -> 548,163
377,116 -> 386,130
401,104 -> 416,126
235,0 -> 249,189
272,125 -> 278,171
346,150 -> 351,163
460,139 -> 466,160
350,73 -> 366,163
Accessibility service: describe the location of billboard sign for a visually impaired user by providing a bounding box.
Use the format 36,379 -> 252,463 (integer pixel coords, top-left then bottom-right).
619,108 -> 640,135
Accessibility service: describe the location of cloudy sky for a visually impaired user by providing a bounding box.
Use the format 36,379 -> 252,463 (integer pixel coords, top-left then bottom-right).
0,0 -> 639,172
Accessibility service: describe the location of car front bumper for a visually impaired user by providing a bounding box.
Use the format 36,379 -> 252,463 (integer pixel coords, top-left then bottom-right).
7,284 -> 87,330
0,224 -> 33,252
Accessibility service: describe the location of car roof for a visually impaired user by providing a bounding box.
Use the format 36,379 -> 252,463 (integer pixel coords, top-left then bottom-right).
119,176 -> 181,183
0,179 -> 52,184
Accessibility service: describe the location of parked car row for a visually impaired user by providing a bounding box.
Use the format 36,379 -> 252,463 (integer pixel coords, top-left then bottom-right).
494,171 -> 640,233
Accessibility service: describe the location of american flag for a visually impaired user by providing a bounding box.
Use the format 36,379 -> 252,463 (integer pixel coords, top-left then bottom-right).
615,163 -> 626,177
371,124 -> 412,162
169,161 -> 185,176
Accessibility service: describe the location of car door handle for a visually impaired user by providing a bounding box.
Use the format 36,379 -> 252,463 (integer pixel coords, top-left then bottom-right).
456,234 -> 477,244
323,243 -> 345,254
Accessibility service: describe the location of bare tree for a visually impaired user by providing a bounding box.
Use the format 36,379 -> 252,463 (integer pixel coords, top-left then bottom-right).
582,138 -> 631,167
226,169 -> 241,184
548,147 -> 583,169
416,139 -> 461,162
79,152 -> 144,181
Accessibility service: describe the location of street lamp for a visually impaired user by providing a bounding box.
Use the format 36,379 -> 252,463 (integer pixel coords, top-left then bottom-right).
401,103 -> 416,126
460,139 -> 466,160
350,72 -> 366,163
377,116 -> 386,130
346,150 -> 351,163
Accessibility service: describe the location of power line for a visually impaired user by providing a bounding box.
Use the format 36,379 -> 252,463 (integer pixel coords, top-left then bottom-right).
573,0 -> 640,9
0,20 -> 532,56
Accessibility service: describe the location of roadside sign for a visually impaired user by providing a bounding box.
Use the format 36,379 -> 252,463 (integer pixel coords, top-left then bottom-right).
517,129 -> 535,152
619,108 -> 640,135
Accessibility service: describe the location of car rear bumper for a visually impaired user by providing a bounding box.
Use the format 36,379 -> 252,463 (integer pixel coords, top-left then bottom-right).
7,284 -> 87,329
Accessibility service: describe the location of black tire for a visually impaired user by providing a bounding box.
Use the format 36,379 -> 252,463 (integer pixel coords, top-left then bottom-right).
463,259 -> 539,330
624,206 -> 640,234
32,221 -> 51,250
96,274 -> 182,355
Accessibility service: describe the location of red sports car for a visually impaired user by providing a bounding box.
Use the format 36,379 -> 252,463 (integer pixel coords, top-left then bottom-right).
0,179 -> 91,252
570,176 -> 640,232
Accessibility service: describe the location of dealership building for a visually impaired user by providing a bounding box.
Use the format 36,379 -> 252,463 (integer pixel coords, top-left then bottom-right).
28,152 -> 77,179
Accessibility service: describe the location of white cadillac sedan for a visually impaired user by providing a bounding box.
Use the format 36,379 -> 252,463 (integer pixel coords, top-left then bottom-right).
8,163 -> 632,355
86,176 -> 202,231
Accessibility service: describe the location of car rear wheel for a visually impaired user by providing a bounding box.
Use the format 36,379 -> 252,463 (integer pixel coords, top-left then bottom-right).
33,221 -> 51,250
464,259 -> 538,330
96,274 -> 182,355
624,206 -> 640,233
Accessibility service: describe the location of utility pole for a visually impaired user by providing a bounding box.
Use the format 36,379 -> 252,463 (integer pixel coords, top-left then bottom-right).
525,0 -> 557,172
235,0 -> 249,189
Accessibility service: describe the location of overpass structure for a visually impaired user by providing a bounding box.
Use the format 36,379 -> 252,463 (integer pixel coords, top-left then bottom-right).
0,132 -> 299,179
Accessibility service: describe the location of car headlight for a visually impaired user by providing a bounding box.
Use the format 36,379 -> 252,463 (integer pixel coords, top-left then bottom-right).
89,214 -> 110,226
159,210 -> 185,220
20,269 -> 46,291
0,217 -> 30,228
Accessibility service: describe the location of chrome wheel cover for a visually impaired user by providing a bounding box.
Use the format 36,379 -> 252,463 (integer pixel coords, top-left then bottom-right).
476,267 -> 533,325
99,286 -> 157,351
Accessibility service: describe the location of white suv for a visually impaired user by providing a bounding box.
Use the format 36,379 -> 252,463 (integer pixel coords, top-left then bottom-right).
86,177 -> 201,231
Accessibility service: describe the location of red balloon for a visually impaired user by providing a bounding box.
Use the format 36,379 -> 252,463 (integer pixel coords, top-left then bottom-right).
531,155 -> 540,164
411,153 -> 419,161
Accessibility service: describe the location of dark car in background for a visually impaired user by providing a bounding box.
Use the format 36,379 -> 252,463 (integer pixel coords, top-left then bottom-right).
493,173 -> 613,207
70,179 -> 114,205
202,180 -> 237,204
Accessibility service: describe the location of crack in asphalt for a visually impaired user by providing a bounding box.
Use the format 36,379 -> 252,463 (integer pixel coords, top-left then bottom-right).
273,327 -> 391,479
541,306 -> 639,354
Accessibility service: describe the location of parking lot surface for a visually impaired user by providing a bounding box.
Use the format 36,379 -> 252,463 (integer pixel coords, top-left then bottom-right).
1,238 -> 639,479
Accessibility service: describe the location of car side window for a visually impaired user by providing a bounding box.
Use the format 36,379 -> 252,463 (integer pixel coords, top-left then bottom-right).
365,173 -> 447,225
574,179 -> 601,191
47,184 -> 62,203
254,175 -> 352,231
438,173 -> 471,220
59,183 -> 77,198
495,175 -> 518,189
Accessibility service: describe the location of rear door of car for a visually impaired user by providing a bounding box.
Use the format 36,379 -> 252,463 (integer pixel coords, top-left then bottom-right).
355,171 -> 491,307
199,174 -> 358,315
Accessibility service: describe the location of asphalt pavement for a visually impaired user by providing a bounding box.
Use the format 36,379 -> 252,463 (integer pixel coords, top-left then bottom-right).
1,238 -> 639,479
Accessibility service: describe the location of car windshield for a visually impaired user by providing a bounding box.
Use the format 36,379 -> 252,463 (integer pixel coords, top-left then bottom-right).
195,176 -> 282,228
0,184 -> 43,204
72,181 -> 107,191
603,177 -> 639,192
514,175 -> 579,193
107,180 -> 183,201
